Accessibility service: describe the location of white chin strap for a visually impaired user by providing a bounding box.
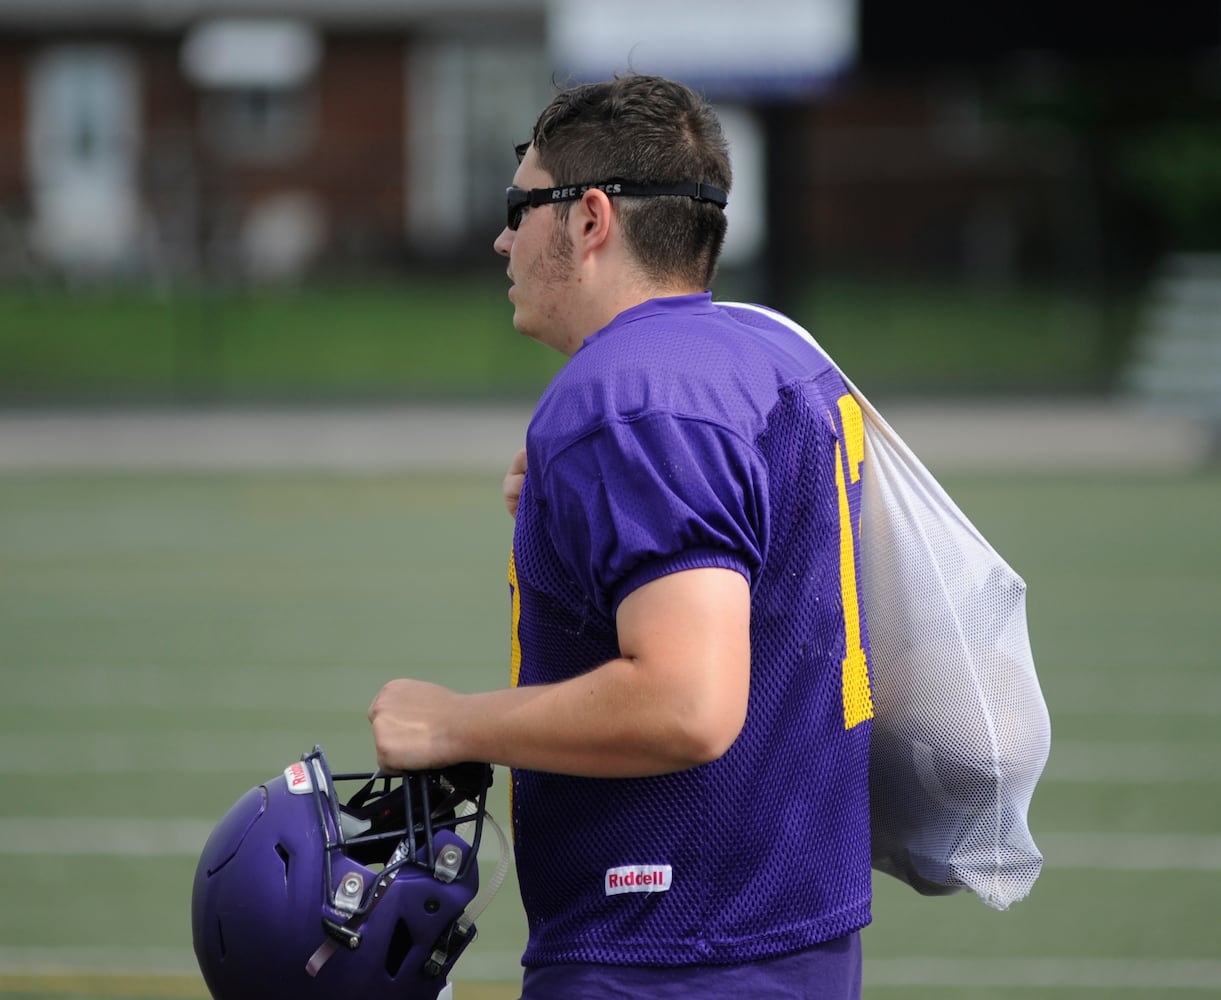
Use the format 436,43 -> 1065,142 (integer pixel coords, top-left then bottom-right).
455,807 -> 512,933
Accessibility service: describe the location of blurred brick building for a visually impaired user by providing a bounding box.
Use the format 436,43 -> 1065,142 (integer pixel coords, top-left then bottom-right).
0,0 -> 1215,290
0,0 -> 549,282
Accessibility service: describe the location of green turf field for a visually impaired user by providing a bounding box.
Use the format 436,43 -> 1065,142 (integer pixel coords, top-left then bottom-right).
1,468 -> 1219,999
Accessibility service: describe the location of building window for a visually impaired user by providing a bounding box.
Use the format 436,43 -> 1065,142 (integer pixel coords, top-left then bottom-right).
196,86 -> 315,163
406,39 -> 550,248
181,19 -> 321,163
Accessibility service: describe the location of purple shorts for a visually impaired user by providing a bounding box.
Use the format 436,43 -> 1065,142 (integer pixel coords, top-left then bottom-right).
519,931 -> 862,999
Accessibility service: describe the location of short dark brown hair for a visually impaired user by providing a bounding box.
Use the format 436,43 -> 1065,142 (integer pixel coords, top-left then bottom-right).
526,74 -> 732,289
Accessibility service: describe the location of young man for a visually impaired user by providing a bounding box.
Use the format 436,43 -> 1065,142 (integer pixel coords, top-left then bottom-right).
369,74 -> 874,998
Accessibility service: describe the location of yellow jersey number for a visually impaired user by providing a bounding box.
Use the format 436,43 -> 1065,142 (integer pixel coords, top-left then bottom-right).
836,394 -> 874,729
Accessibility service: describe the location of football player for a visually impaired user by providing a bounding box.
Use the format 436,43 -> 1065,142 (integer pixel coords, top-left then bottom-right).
370,73 -> 874,999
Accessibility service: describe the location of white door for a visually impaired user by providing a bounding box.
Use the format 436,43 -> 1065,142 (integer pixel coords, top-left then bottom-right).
25,45 -> 143,274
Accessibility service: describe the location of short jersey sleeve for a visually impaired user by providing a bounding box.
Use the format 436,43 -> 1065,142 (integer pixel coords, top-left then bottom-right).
535,410 -> 768,620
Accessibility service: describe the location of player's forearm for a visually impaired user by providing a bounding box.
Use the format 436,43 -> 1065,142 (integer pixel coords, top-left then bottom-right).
452,658 -> 738,778
370,568 -> 751,778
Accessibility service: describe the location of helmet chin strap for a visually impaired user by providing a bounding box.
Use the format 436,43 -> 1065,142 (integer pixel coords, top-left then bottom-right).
453,805 -> 512,932
305,934 -> 343,977
304,809 -> 510,981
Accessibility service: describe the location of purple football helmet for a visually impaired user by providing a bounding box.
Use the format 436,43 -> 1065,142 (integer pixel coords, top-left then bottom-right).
192,746 -> 493,999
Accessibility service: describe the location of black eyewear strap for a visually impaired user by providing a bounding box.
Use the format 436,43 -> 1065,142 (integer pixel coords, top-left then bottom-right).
505,181 -> 728,231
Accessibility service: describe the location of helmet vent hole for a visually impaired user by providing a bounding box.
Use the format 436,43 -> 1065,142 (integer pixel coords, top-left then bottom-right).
274,843 -> 290,885
216,918 -> 227,960
385,918 -> 414,976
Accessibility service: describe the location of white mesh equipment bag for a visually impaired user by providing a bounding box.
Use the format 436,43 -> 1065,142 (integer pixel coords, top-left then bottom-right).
854,389 -> 1050,910
729,303 -> 1051,911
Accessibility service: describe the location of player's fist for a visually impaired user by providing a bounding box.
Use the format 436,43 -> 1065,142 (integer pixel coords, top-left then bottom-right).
368,678 -> 460,772
503,447 -> 527,518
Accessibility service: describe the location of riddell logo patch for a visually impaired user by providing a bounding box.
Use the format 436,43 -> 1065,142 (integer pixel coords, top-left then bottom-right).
604,864 -> 672,896
284,761 -> 314,795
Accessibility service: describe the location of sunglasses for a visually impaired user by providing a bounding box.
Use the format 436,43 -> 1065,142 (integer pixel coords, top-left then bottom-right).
505,180 -> 728,231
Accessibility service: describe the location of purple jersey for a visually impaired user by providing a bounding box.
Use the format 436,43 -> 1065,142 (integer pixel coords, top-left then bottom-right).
508,294 -> 873,974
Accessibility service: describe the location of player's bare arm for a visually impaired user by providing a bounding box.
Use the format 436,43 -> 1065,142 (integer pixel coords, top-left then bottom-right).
369,566 -> 750,777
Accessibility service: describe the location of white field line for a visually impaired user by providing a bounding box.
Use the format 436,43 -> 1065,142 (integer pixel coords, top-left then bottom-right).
0,947 -> 199,976
0,821 -> 1216,875
1047,673 -> 1221,717
1043,740 -> 1221,784
0,818 -> 215,856
0,817 -> 517,862
11,667 -> 1219,714
0,730 -> 342,773
2,950 -> 1219,991
0,945 -> 525,980
3,664 -> 375,711
866,957 -> 1221,990
1036,833 -> 1221,872
5,732 -> 1216,783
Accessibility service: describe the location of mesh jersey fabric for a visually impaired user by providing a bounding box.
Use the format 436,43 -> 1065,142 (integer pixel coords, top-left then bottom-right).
519,929 -> 861,999
726,302 -> 1051,911
508,294 -> 873,969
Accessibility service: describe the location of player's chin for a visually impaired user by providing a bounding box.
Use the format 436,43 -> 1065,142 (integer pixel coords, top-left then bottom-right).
512,314 -> 538,341
507,298 -> 533,335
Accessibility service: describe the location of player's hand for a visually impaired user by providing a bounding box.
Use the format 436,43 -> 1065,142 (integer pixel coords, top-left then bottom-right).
368,678 -> 461,772
503,447 -> 527,518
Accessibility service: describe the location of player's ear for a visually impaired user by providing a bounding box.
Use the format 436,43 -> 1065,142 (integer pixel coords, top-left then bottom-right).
576,188 -> 613,250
